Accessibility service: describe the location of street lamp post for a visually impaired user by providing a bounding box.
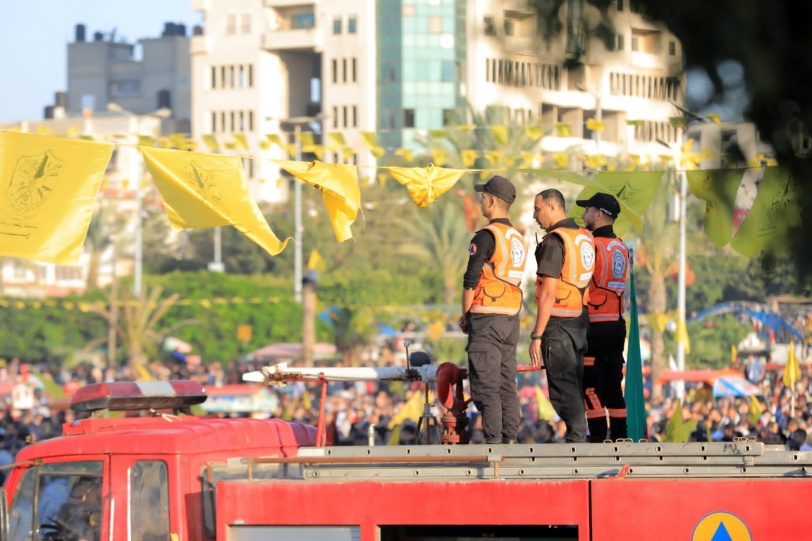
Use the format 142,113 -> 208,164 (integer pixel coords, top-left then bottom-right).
293,124 -> 303,303
576,83 -> 602,152
657,138 -> 688,399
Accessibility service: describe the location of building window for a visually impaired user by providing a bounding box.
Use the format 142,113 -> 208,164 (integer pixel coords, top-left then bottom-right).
248,64 -> 253,87
230,65 -> 235,88
404,109 -> 415,128
112,80 -> 140,97
211,112 -> 217,132
631,36 -> 639,51
342,58 -> 348,82
220,66 -> 226,88
239,111 -> 245,131
211,66 -> 217,89
342,106 -> 348,128
292,13 -> 315,29
332,106 -> 338,129
616,0 -> 624,10
441,61 -> 455,82
429,16 -> 442,33
668,40 -> 676,55
332,59 -> 338,83
484,16 -> 496,36
240,14 -> 251,33
239,65 -> 246,87
131,462 -> 170,541
226,14 -> 236,35
333,17 -> 342,35
230,111 -> 236,131
504,20 -> 515,36
352,105 -> 358,128
348,16 -> 357,34
352,58 -> 357,82
617,34 -> 624,51
630,0 -> 640,12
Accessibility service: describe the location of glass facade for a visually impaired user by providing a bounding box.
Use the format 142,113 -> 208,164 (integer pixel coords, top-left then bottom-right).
377,0 -> 466,149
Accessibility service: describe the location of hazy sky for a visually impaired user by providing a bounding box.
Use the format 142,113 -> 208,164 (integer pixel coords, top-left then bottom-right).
0,0 -> 201,122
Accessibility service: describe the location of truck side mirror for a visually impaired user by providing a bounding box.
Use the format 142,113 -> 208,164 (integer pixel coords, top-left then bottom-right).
0,487 -> 8,541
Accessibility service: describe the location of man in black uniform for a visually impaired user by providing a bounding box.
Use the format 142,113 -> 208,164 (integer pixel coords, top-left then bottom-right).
529,189 -> 594,442
577,193 -> 629,441
458,176 -> 528,444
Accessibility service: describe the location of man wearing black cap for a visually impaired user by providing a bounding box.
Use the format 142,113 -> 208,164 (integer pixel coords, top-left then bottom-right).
576,192 -> 629,442
459,175 -> 527,444
529,189 -> 594,442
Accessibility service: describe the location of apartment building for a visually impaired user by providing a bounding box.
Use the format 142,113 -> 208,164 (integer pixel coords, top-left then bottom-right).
60,22 -> 192,131
191,0 -> 685,201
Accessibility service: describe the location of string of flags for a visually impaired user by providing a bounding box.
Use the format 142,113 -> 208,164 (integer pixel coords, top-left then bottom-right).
0,129 -> 794,267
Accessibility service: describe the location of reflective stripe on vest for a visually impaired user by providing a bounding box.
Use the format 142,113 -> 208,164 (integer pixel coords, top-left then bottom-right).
535,227 -> 595,318
587,237 -> 629,323
470,223 -> 528,315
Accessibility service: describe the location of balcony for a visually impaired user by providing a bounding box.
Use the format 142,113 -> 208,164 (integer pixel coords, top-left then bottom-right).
262,28 -> 319,52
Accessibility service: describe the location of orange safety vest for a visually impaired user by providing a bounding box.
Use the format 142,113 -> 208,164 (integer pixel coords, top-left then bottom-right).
587,236 -> 629,323
470,223 -> 528,316
535,227 -> 595,318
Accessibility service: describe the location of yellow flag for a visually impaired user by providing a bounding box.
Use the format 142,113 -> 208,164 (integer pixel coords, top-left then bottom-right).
168,133 -> 195,151
535,385 -> 557,422
553,153 -> 569,169
586,118 -> 605,132
388,164 -> 465,207
705,113 -> 722,125
201,134 -> 220,151
277,160 -> 360,242
359,132 -> 378,148
783,341 -> 801,388
327,133 -> 346,147
645,313 -> 670,333
388,390 -> 427,429
429,129 -> 448,140
461,149 -> 478,168
484,150 -> 503,165
676,315 -> 691,354
430,148 -> 447,167
584,154 -> 606,170
524,125 -> 544,141
388,424 -> 403,446
307,249 -> 326,271
395,148 -> 414,163
302,387 -> 312,410
555,123 -> 572,137
749,395 -> 762,426
231,134 -> 249,152
265,134 -> 284,148
490,125 -> 508,146
731,167 -> 800,257
731,345 -> 738,364
0,131 -> 113,264
686,169 -> 742,248
141,147 -> 291,256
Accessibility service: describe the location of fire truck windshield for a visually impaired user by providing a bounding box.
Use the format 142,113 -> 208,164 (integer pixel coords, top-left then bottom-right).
7,461 -> 103,541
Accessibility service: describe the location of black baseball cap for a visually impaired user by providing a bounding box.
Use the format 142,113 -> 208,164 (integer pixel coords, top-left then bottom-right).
474,175 -> 516,203
576,192 -> 621,218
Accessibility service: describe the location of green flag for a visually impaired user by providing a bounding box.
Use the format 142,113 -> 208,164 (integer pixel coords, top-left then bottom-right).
730,167 -> 800,256
625,263 -> 647,441
686,169 -> 743,248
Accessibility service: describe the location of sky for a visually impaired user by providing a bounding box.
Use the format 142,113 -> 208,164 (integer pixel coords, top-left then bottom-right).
0,0 -> 201,122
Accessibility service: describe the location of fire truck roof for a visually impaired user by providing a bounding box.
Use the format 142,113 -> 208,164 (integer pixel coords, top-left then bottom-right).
15,416 -> 316,461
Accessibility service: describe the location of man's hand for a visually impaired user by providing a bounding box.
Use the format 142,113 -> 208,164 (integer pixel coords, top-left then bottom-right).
529,338 -> 543,367
458,314 -> 469,334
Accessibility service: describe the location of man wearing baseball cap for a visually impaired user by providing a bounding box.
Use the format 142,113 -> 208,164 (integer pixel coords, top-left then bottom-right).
459,175 -> 527,444
576,192 -> 629,441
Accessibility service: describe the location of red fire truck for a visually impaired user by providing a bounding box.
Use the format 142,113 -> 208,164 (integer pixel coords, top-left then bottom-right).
0,373 -> 810,541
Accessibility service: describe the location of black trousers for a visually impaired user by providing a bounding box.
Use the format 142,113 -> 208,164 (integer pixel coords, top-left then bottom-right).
583,320 -> 627,442
467,315 -> 521,443
543,314 -> 588,443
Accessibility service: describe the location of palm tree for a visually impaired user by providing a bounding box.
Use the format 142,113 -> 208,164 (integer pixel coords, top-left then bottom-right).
634,174 -> 677,400
90,285 -> 195,374
398,199 -> 472,305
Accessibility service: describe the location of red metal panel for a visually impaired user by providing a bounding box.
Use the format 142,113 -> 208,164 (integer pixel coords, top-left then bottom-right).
217,479 -> 591,541
591,478 -> 812,540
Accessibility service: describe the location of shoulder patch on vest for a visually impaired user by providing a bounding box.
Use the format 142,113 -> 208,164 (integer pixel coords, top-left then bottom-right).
469,243 -> 477,256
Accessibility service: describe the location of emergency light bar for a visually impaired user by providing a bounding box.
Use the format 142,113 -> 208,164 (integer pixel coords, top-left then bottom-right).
70,380 -> 207,414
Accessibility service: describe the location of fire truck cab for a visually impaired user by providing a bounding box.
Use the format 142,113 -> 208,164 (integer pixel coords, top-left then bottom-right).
0,381 -> 315,541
